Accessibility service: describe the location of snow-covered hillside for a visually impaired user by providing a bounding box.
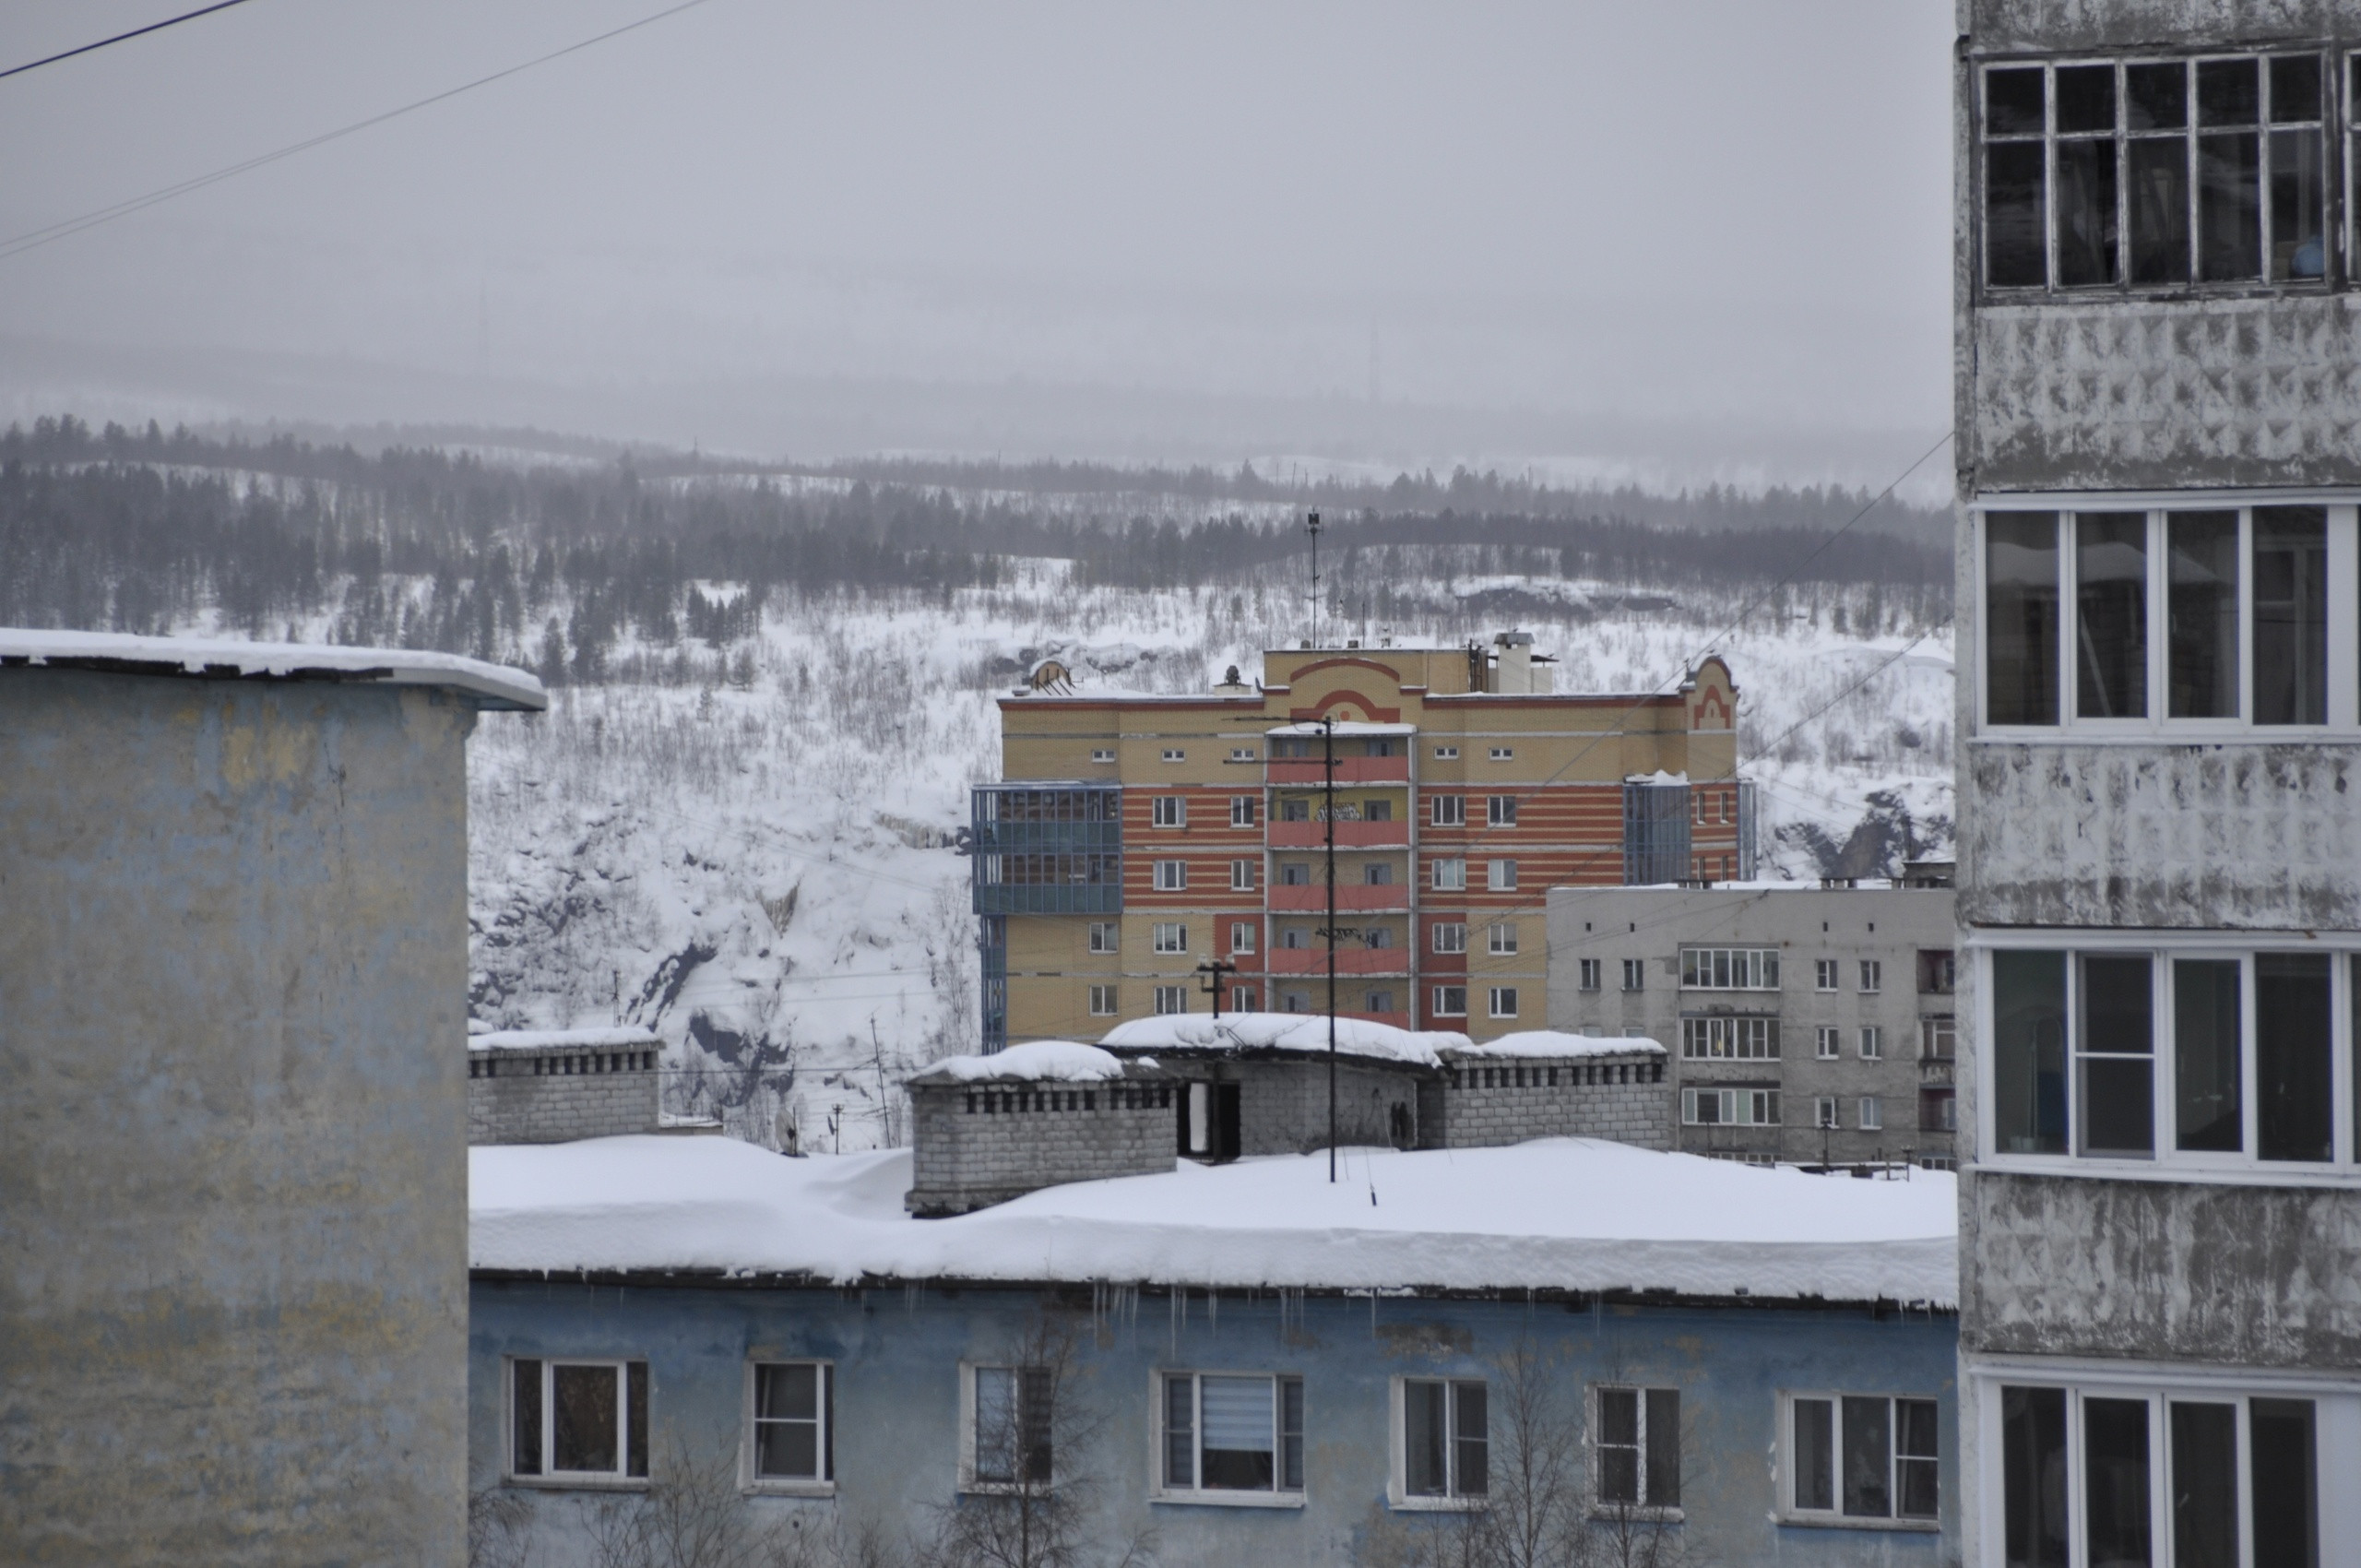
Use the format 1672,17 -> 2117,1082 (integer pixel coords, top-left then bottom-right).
453,563 -> 1953,1154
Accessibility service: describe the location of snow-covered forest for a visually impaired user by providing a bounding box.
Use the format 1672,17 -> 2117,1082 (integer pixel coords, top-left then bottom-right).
1,417 -> 1956,1153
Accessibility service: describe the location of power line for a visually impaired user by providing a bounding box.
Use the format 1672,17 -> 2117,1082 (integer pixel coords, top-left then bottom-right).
0,0 -> 258,82
0,0 -> 719,262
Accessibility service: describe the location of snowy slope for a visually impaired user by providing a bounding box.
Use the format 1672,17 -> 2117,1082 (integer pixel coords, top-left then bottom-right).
469,1134 -> 1958,1307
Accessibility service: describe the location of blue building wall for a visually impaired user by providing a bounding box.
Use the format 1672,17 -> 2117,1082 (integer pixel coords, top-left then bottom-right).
471,1276 -> 1960,1565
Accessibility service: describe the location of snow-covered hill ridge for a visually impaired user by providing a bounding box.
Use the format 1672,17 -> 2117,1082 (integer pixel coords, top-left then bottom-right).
448,567 -> 1952,1155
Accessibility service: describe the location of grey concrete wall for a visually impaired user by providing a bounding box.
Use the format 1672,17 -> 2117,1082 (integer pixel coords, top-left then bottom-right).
0,671 -> 476,1565
1228,1057 -> 1427,1154
1960,742 -> 2361,930
468,1045 -> 660,1145
1964,0 -> 2349,56
1544,885 -> 1959,1164
908,1079 -> 1173,1215
1437,1052 -> 1670,1150
1963,1170 -> 2361,1369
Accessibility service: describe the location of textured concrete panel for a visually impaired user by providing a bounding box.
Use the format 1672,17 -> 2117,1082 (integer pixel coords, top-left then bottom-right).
1965,0 -> 2351,53
0,671 -> 476,1565
1972,298 -> 2361,493
1960,742 -> 2361,929
1962,1170 -> 2361,1367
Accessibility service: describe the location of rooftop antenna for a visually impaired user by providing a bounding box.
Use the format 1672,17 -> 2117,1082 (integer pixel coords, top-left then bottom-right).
1307,510 -> 1323,648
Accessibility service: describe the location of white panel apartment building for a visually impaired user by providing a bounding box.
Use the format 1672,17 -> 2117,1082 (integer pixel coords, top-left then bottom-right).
1956,5 -> 2361,1564
1545,883 -> 1959,1167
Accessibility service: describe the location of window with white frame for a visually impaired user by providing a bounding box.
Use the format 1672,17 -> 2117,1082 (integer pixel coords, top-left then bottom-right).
1859,1026 -> 1884,1060
1152,923 -> 1188,954
1816,1026 -> 1841,1060
1230,921 -> 1256,955
1816,958 -> 1840,992
1681,947 -> 1781,990
1397,1378 -> 1488,1503
750,1361 -> 834,1486
1229,747 -> 1255,763
1683,1087 -> 1780,1126
1814,1095 -> 1840,1129
1152,796 -> 1186,828
1433,985 -> 1467,1017
1232,985 -> 1259,1011
1159,1372 -> 1303,1495
967,1365 -> 1051,1488
1987,946 -> 2361,1169
1154,985 -> 1187,1015
1431,794 -> 1465,826
1280,861 -> 1311,885
1489,987 -> 1519,1019
1595,1386 -> 1679,1510
1161,748 -> 1186,763
1088,921 -> 1118,955
1983,505 -> 2349,732
1680,1016 -> 1780,1060
1858,959 -> 1882,993
1859,1096 -> 1883,1131
1784,1393 -> 1937,1524
1434,745 -> 1460,759
1487,795 -> 1518,826
1279,797 -> 1311,822
1489,746 -> 1513,761
510,1358 -> 648,1480
1091,748 -> 1116,763
1088,984 -> 1118,1016
1231,859 -> 1256,892
1154,860 -> 1187,891
1921,1016 -> 1955,1061
1982,53 -> 2331,295
1431,921 -> 1467,955
1579,957 -> 1602,991
1487,859 -> 1517,891
1621,958 -> 1645,992
1996,1383 -> 2325,1568
1230,795 -> 1256,826
1432,857 -> 1466,891
1488,921 -> 1518,956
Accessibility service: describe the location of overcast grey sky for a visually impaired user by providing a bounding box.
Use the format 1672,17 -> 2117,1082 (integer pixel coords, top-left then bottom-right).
0,1 -> 1954,487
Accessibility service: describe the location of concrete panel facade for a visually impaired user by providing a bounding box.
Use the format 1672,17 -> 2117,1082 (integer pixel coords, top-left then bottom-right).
0,669 -> 489,1564
469,1277 -> 1962,1567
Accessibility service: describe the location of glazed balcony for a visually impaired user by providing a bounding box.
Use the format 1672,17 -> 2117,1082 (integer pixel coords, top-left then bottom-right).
1266,820 -> 1410,849
1265,945 -> 1413,977
1267,883 -> 1412,913
1267,755 -> 1412,786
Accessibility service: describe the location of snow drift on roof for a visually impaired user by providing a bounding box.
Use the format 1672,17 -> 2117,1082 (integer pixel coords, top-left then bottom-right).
0,628 -> 546,711
913,1040 -> 1125,1083
1450,1031 -> 1666,1059
1098,1011 -> 1467,1066
469,1135 -> 1957,1307
471,1026 -> 660,1052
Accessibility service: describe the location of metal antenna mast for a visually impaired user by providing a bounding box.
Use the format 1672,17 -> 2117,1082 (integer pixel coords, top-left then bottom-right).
1307,510 -> 1323,648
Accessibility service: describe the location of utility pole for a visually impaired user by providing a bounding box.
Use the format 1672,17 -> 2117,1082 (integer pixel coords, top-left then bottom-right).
1194,956 -> 1237,1019
1314,715 -> 1357,1182
1307,510 -> 1323,649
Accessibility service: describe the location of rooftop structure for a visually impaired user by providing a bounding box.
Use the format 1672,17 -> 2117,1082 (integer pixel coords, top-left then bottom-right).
2,629 -> 541,1564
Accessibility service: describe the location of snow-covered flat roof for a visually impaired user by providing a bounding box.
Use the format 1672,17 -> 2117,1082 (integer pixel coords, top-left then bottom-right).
911,1040 -> 1129,1084
1448,1031 -> 1666,1059
1098,1012 -> 1466,1067
1264,720 -> 1418,737
470,1026 -> 660,1053
469,1135 -> 1956,1308
0,628 -> 546,711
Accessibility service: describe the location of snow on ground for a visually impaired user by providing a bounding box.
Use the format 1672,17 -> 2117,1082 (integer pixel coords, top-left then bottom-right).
1100,1012 -> 1469,1066
1457,1031 -> 1667,1059
120,548 -> 1952,1156
469,1134 -> 1957,1307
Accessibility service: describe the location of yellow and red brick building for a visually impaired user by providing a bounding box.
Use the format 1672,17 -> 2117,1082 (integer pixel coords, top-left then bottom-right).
970,634 -> 1749,1048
